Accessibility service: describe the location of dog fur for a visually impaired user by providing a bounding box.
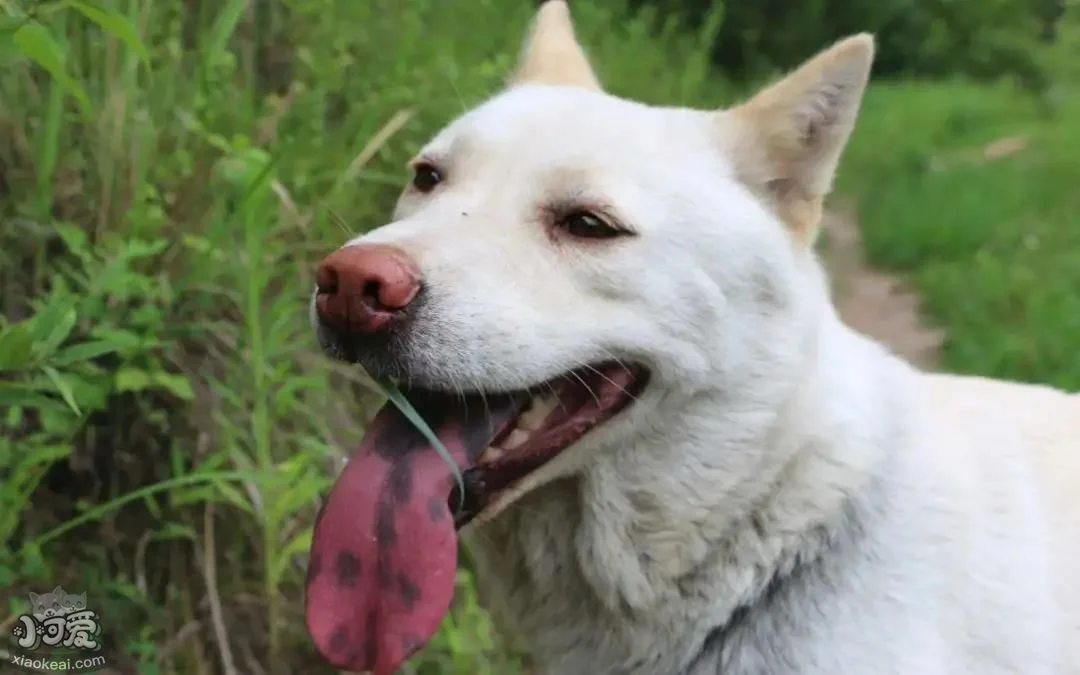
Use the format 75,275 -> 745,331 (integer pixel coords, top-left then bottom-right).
326,2 -> 1080,672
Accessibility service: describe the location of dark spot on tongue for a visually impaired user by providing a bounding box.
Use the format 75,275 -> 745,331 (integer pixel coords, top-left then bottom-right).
389,460 -> 413,501
427,495 -> 448,523
330,626 -> 349,653
335,551 -> 361,587
305,389 -> 527,675
376,487 -> 400,546
397,574 -> 420,610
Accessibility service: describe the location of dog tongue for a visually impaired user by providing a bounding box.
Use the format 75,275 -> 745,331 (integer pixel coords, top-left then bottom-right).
305,390 -> 522,675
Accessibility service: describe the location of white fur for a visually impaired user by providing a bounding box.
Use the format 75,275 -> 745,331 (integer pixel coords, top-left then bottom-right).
316,3 -> 1080,672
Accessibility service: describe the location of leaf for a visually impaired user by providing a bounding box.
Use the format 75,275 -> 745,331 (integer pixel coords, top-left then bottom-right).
42,366 -> 81,415
12,22 -> 92,117
119,236 -> 169,261
38,403 -> 78,435
168,485 -> 218,508
52,340 -> 122,366
32,305 -> 78,360
55,222 -> 92,262
168,482 -> 252,514
210,479 -> 255,514
114,367 -> 152,392
21,470 -> 266,550
203,0 -> 248,63
266,466 -> 328,526
153,522 -> 197,542
213,148 -> 269,186
0,321 -> 35,370
269,526 -> 314,586
0,16 -> 29,66
152,372 -> 195,400
67,0 -> 150,65
88,326 -> 146,351
0,384 -> 69,412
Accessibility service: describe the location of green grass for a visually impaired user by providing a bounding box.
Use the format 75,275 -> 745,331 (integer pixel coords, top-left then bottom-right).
837,77 -> 1080,389
0,1 -> 723,673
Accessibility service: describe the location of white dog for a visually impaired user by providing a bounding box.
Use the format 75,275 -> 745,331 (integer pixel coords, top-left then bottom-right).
303,3 -> 1080,674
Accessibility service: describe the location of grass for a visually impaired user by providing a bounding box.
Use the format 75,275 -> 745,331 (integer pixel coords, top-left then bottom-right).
837,76 -> 1080,389
0,1 -> 722,673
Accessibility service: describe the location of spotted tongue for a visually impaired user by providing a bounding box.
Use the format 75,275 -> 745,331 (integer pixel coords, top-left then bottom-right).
305,390 -> 524,675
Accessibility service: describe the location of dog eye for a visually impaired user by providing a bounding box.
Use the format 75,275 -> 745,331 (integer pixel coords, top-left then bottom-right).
557,210 -> 623,239
411,163 -> 443,193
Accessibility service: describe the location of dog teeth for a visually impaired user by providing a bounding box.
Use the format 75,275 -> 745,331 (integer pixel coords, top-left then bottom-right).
477,397 -> 561,465
503,429 -> 531,449
518,394 -> 559,431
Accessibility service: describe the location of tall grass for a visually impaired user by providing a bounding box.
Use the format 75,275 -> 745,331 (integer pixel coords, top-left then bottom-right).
0,1 -> 723,672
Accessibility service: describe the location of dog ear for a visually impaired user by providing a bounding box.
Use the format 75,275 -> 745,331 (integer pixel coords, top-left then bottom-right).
509,1 -> 602,91
721,34 -> 874,244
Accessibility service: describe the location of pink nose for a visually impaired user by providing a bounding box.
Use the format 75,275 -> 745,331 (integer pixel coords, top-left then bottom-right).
314,244 -> 421,334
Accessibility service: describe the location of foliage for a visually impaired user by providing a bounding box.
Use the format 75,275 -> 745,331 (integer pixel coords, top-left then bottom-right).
643,0 -> 1063,88
0,0 -> 723,672
836,76 -> 1080,389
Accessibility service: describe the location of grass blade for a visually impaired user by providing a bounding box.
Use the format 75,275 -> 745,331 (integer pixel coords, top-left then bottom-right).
378,379 -> 465,511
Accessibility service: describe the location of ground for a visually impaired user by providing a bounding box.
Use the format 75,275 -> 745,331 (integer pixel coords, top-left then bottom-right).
820,204 -> 945,369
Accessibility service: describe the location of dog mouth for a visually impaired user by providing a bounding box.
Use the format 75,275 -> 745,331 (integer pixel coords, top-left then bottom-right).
304,360 -> 648,675
450,362 -> 648,527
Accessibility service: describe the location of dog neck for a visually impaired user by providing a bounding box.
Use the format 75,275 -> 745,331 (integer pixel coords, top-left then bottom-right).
463,305 -> 915,675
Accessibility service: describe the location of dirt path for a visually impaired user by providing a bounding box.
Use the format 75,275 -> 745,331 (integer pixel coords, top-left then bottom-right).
819,204 -> 944,370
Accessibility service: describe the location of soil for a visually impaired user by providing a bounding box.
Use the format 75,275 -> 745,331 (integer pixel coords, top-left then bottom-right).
819,204 -> 945,370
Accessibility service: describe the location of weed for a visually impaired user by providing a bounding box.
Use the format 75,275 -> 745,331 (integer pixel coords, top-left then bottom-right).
0,1 -> 723,672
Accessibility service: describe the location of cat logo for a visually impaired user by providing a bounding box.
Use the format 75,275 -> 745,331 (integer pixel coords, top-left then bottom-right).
6,586 -> 112,673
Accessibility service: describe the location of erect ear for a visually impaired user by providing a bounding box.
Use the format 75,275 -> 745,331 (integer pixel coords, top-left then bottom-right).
721,34 -> 875,244
509,0 -> 602,91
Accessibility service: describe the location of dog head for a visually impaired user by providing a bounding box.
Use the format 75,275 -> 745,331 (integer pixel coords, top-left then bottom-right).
305,3 -> 874,671
313,0 -> 874,518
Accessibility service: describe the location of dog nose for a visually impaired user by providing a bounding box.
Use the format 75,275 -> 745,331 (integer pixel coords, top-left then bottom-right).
315,244 -> 421,334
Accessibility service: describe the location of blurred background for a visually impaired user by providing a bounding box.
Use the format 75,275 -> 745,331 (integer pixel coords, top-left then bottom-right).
1,0 -> 1078,673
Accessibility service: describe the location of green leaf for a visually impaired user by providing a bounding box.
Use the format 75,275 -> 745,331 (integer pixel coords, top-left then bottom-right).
55,222 -> 92,260
21,470 -> 265,550
213,147 -> 274,195
67,0 -> 150,65
203,0 -> 248,63
52,340 -> 122,366
88,327 -> 146,352
12,22 -> 92,117
0,321 -> 35,370
0,384 -> 69,412
210,479 -> 254,514
114,367 -> 152,392
153,522 -> 197,542
0,16 -> 30,66
42,366 -> 81,415
269,526 -> 314,586
152,371 -> 194,400
32,305 -> 78,360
